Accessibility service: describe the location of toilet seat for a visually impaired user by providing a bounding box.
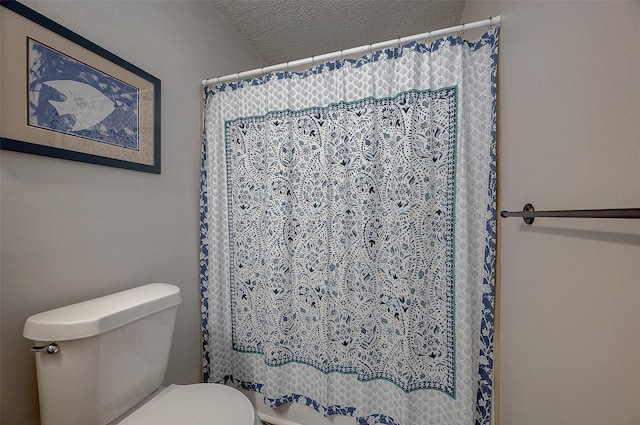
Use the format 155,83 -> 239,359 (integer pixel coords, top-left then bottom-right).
118,384 -> 259,425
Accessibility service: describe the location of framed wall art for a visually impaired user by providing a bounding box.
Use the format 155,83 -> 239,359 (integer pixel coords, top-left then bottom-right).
0,0 -> 161,173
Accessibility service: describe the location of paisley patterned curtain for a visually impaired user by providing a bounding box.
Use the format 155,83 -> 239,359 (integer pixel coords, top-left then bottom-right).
200,28 -> 498,425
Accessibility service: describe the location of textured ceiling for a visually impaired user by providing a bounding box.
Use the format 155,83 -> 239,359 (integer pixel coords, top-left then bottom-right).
210,0 -> 466,65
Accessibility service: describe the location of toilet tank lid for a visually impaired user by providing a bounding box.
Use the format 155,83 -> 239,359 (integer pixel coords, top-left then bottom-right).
23,283 -> 182,341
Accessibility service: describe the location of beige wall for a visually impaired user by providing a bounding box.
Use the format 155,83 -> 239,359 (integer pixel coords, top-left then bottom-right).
0,1 -> 263,424
461,1 -> 640,424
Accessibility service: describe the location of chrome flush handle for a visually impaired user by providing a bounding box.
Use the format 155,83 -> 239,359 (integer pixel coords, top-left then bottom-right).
31,343 -> 60,355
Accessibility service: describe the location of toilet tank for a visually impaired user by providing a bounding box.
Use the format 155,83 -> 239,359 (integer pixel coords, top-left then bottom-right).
23,283 -> 182,425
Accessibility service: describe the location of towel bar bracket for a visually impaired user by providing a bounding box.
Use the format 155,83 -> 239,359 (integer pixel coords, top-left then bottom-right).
521,203 -> 535,225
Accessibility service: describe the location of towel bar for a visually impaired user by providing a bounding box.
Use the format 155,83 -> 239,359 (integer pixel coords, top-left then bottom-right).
500,204 -> 640,225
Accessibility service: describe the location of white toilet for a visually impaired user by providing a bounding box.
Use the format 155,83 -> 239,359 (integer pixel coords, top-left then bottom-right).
23,283 -> 262,425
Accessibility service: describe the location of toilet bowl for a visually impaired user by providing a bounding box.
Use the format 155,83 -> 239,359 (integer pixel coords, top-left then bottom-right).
111,384 -> 261,425
23,283 -> 261,425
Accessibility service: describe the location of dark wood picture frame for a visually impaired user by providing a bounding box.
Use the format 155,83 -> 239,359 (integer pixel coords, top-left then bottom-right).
0,0 -> 161,173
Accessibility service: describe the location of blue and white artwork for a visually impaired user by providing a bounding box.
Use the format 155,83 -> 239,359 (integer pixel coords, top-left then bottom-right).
28,38 -> 139,150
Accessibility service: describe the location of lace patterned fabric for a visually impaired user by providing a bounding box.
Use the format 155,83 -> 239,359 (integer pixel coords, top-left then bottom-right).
227,88 -> 457,394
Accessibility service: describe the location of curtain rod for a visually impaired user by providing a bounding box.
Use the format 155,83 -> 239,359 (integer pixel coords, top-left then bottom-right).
501,203 -> 640,225
202,15 -> 501,87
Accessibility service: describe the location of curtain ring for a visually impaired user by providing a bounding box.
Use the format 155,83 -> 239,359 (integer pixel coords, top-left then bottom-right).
424,31 -> 432,46
340,49 -> 344,61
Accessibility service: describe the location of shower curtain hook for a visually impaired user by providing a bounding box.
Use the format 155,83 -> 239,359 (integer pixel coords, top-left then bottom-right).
424,31 -> 432,46
418,32 -> 429,52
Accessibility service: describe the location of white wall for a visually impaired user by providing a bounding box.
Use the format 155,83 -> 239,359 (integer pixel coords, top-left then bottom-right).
0,1 -> 263,424
461,1 -> 640,424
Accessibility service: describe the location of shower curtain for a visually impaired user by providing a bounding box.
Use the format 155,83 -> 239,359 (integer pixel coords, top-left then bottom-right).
200,27 -> 499,425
